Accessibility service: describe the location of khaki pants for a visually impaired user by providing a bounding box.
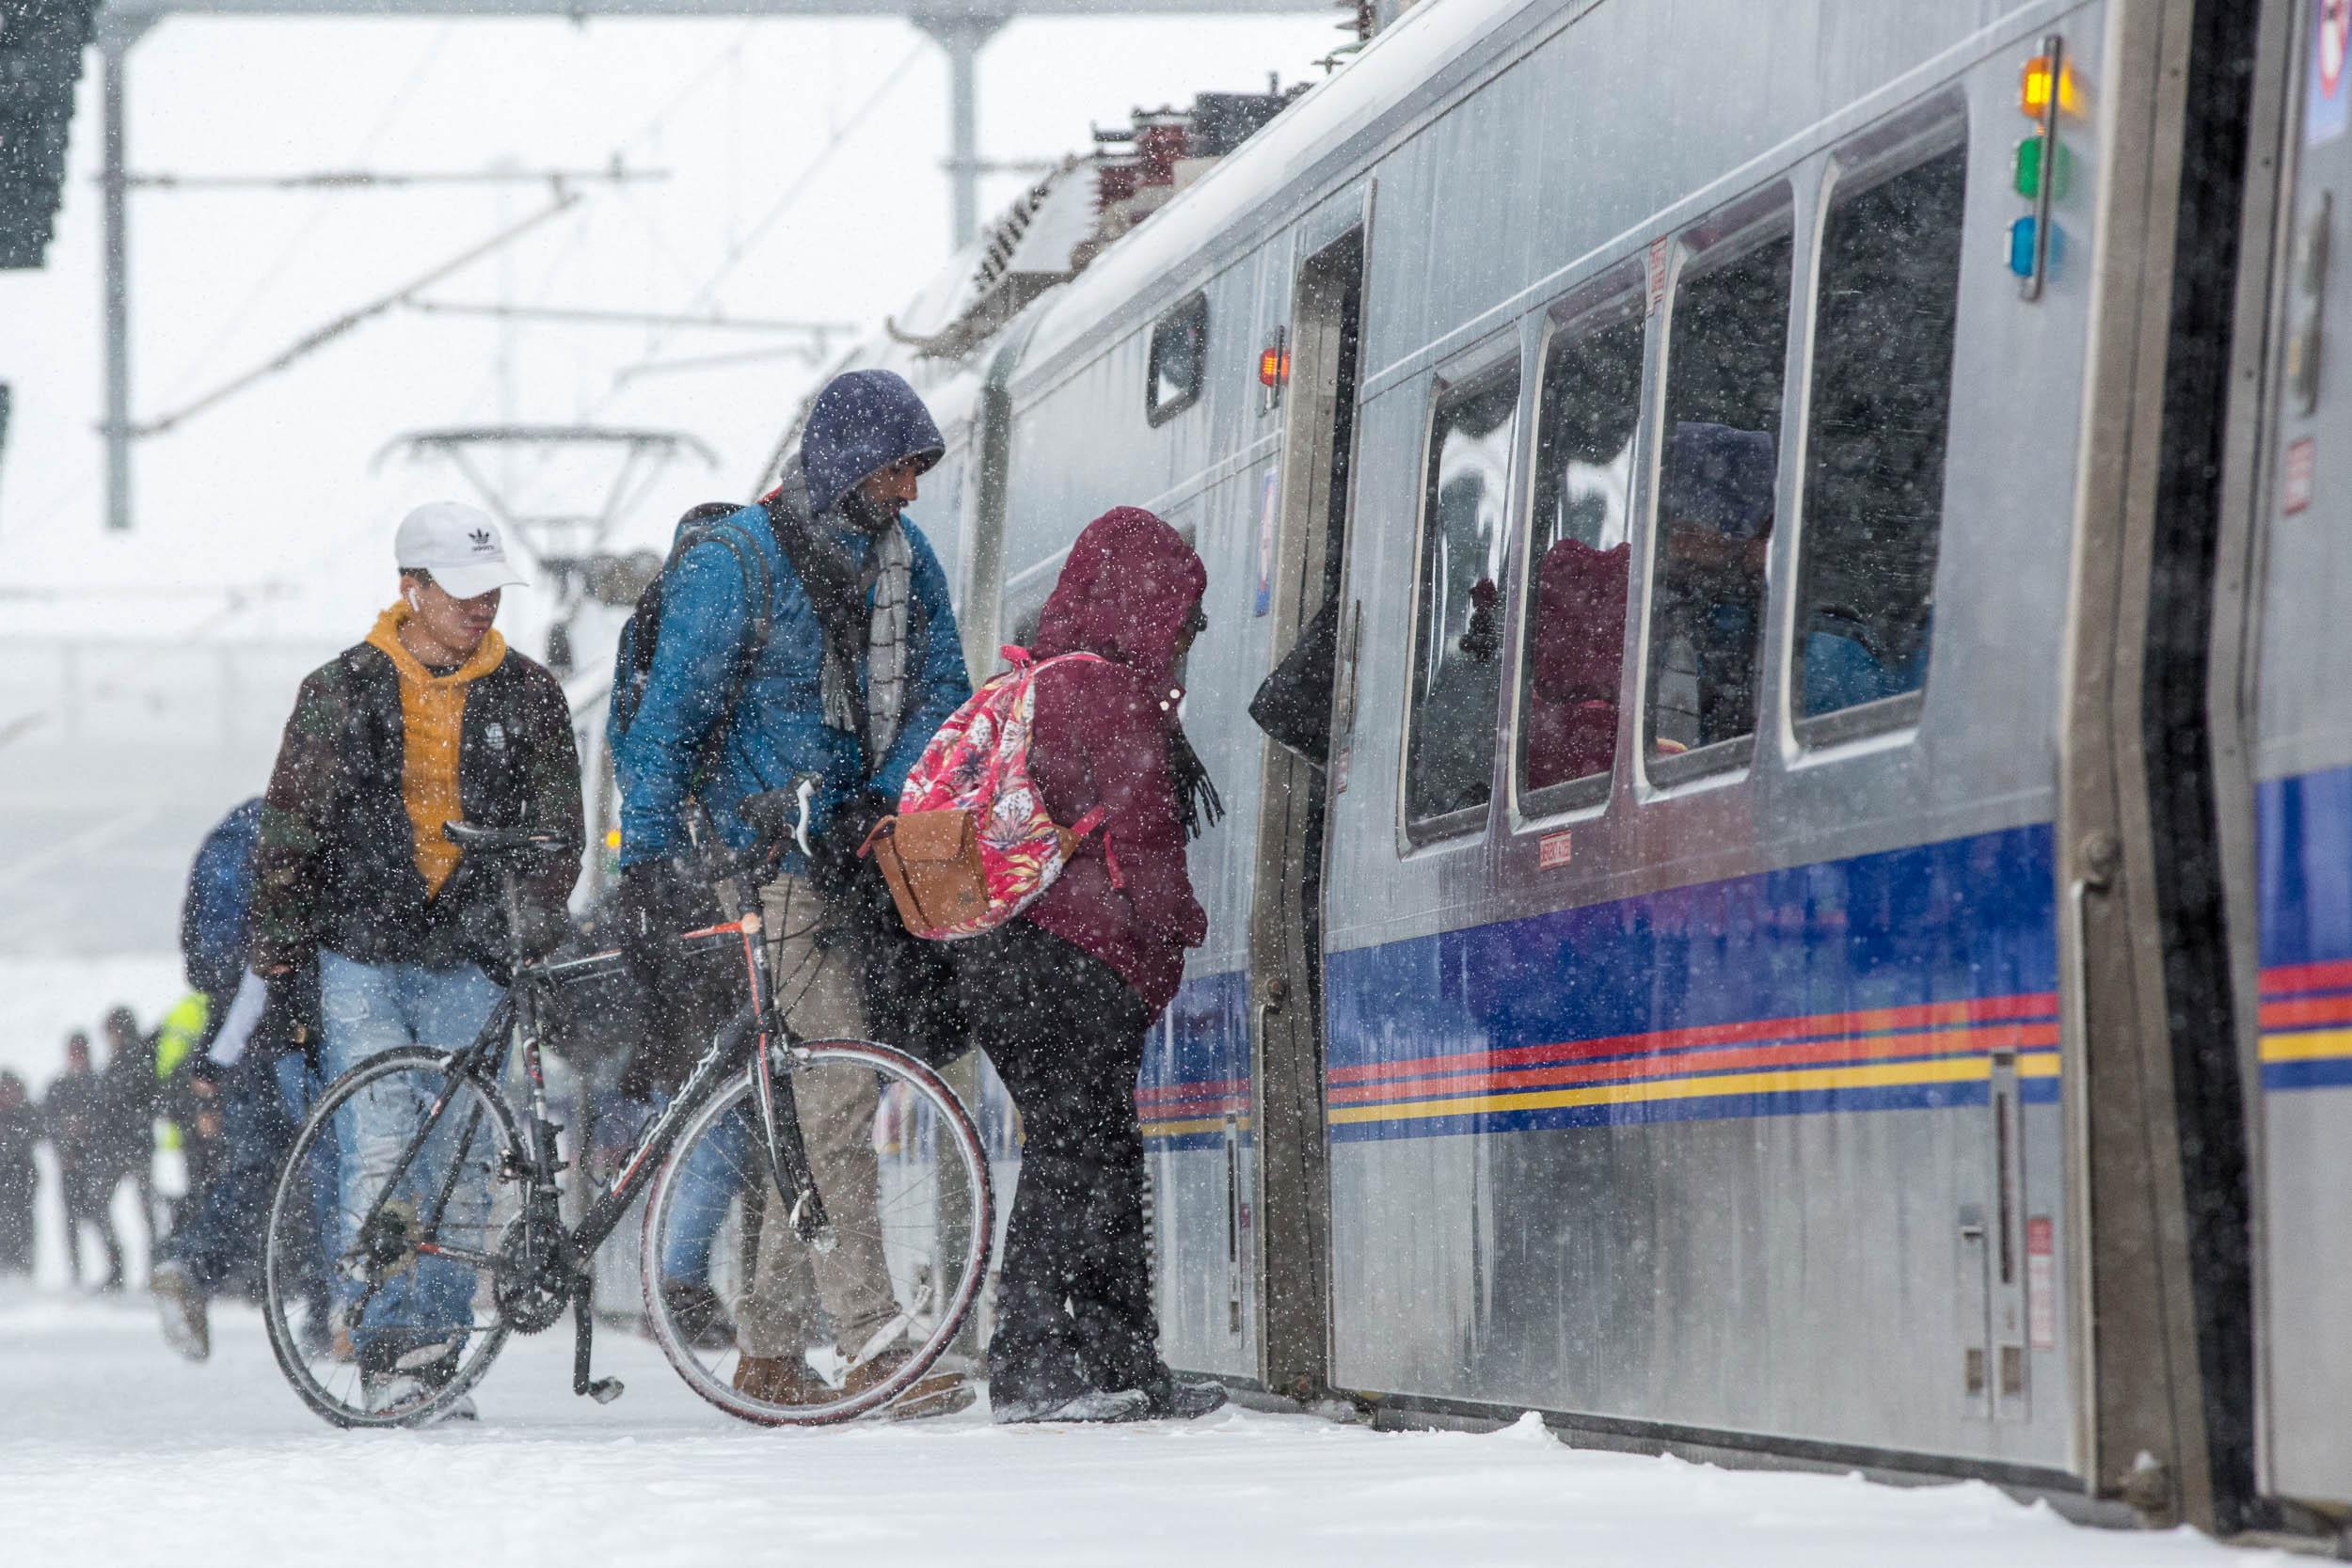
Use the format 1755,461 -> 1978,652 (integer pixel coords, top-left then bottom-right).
733,874 -> 899,1360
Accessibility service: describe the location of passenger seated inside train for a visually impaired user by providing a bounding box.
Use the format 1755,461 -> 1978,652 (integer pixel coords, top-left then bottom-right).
1522,535 -> 1630,790
1649,420 -> 1776,753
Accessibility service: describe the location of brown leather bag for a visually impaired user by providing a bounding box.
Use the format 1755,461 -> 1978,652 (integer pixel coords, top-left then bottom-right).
859,810 -> 992,935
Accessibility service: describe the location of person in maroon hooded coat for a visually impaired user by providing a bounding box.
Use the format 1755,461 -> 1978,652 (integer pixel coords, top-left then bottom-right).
968,506 -> 1231,1424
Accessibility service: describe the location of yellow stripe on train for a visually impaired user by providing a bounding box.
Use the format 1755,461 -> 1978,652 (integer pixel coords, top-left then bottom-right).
1325,1050 -> 2060,1128
2259,1028 -> 2352,1064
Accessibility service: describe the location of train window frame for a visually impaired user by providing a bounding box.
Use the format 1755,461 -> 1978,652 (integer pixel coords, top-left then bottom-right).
1399,350 -> 1525,849
1639,182 -> 1797,792
1510,263 -> 1650,825
1147,293 -> 1210,426
1785,103 -> 1969,752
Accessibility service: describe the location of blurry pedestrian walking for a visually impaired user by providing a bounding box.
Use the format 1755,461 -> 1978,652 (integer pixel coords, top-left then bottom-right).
958,506 -> 1228,1424
97,1005 -> 163,1260
44,1034 -> 122,1291
0,1069 -> 39,1278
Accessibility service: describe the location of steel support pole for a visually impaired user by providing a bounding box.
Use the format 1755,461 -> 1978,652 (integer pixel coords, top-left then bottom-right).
100,27 -> 138,532
914,11 -> 1007,248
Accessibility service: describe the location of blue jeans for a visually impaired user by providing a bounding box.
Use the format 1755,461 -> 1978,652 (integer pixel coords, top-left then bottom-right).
657,1101 -> 746,1288
162,1052 -> 319,1295
319,952 -> 503,1359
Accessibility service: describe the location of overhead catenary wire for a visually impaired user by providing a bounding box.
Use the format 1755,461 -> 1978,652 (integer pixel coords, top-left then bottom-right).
133,193 -> 582,438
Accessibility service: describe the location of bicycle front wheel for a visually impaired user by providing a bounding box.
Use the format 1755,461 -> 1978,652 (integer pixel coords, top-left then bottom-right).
642,1039 -> 993,1425
262,1045 -> 521,1429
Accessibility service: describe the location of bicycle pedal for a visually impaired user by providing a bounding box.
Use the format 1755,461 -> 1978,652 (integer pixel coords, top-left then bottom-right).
582,1377 -> 625,1405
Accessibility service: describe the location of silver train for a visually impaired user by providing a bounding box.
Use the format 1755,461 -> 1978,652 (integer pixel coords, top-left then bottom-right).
576,0 -> 2352,1538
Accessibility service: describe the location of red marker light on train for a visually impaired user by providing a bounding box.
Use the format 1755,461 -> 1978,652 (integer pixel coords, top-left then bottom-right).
1259,344 -> 1290,387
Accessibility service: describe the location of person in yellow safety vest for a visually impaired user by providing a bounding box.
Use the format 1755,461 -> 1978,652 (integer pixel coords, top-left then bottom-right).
152,993 -> 211,1215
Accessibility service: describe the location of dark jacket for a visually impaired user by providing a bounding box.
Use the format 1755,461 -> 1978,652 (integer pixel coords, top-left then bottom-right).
1021,507 -> 1209,1014
250,634 -> 584,974
182,799 -> 262,1002
612,372 -> 968,866
0,1098 -> 37,1190
43,1069 -> 106,1168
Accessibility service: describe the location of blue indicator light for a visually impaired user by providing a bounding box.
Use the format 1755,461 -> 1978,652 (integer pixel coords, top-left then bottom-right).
2008,215 -> 2063,280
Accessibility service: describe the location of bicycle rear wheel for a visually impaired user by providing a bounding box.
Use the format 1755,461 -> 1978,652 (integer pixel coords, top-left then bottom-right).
262,1045 -> 520,1428
641,1038 -> 992,1425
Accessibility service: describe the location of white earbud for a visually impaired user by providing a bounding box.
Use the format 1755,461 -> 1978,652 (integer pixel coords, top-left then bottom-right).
405,587 -> 420,612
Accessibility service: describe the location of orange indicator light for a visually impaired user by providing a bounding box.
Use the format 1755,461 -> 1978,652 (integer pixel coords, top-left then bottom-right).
2020,55 -> 2080,119
1258,345 -> 1290,387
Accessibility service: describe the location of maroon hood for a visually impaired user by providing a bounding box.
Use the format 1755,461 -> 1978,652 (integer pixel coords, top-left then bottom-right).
1031,507 -> 1205,687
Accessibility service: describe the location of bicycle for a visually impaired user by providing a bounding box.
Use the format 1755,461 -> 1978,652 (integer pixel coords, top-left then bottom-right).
260,778 -> 993,1430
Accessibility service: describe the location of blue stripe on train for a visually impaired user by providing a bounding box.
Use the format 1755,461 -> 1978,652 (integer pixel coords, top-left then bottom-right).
2259,763 -> 2352,973
1320,823 -> 2059,1142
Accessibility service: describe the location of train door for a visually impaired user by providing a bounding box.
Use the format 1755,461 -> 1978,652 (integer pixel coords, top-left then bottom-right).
2217,0 -> 2352,1522
1248,224 -> 1364,1400
2058,0 -> 2285,1530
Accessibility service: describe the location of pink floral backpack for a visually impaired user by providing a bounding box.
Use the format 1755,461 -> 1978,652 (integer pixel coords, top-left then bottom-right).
858,645 -> 1115,940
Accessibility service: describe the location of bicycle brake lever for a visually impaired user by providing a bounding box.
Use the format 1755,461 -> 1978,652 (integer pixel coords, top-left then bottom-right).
790,774 -> 818,862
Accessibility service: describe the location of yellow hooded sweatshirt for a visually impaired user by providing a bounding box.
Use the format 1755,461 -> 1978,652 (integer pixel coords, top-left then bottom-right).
365,604 -> 508,896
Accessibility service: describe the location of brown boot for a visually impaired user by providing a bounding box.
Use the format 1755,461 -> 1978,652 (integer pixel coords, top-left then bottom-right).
731,1354 -> 831,1407
842,1345 -> 977,1419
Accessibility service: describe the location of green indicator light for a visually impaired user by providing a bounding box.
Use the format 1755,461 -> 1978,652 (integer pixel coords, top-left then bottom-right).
2013,135 -> 2072,200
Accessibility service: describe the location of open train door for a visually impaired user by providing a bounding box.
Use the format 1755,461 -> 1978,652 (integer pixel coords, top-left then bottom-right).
2213,0 -> 2352,1530
2059,0 -> 2291,1533
1247,214 -> 1366,1401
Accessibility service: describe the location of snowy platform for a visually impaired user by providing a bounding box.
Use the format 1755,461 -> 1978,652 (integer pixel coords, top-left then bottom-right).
0,1291 -> 2296,1568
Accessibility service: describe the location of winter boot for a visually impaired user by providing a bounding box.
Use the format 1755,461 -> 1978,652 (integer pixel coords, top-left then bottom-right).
660,1280 -> 737,1352
359,1332 -> 477,1425
150,1260 -> 210,1363
1142,1370 -> 1228,1419
840,1344 -> 976,1419
731,1354 -> 831,1407
991,1386 -> 1152,1425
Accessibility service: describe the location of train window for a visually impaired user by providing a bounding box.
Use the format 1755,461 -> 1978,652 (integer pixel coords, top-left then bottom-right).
1643,198 -> 1793,777
1404,368 -> 1520,837
1791,130 -> 1968,739
1518,290 -> 1644,811
1148,293 -> 1209,424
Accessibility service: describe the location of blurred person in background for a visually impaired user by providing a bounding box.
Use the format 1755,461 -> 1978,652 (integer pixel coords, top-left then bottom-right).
97,1005 -> 163,1263
152,991 -> 214,1219
246,502 -> 581,1417
44,1033 -> 122,1292
0,1070 -> 38,1279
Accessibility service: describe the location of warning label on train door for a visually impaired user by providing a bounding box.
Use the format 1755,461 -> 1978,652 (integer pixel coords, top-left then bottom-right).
2026,1216 -> 2057,1351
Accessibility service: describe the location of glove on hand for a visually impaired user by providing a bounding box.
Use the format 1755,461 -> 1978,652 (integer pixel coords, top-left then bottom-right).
808,787 -> 897,899
612,858 -> 689,997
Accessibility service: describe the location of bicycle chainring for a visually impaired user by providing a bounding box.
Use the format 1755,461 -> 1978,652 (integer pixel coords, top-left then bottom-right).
492,1212 -> 572,1335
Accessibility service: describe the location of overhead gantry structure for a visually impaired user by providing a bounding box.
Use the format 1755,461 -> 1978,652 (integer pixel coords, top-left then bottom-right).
88,0 -> 1327,531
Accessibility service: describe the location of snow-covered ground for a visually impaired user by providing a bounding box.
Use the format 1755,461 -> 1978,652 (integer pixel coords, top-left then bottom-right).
0,958 -> 2303,1567
0,1290 -> 2298,1568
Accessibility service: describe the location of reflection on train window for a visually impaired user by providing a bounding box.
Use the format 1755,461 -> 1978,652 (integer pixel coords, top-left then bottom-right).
1148,293 -> 1209,425
1645,214 -> 1792,765
1520,300 -> 1643,804
1406,371 -> 1520,833
1793,134 -> 1968,732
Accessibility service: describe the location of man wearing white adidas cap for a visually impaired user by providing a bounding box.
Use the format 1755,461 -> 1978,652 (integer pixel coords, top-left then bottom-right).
235,501 -> 582,1424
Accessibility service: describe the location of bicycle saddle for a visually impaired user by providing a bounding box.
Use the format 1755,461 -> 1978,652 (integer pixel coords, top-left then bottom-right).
442,821 -> 567,854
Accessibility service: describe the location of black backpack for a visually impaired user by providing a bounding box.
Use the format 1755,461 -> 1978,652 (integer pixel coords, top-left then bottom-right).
610,501 -> 773,787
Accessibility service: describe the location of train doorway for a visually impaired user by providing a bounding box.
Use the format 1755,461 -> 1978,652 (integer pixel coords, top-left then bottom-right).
1248,227 -> 1363,1400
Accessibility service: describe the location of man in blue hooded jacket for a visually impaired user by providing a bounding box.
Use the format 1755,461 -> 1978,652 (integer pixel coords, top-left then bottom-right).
611,368 -> 972,1411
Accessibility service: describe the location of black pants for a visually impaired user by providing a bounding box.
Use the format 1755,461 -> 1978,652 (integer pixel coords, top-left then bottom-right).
58,1163 -> 123,1287
966,922 -> 1163,1403
0,1168 -> 33,1275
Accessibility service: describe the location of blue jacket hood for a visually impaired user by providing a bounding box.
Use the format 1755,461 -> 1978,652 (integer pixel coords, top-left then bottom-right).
801,369 -> 945,517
